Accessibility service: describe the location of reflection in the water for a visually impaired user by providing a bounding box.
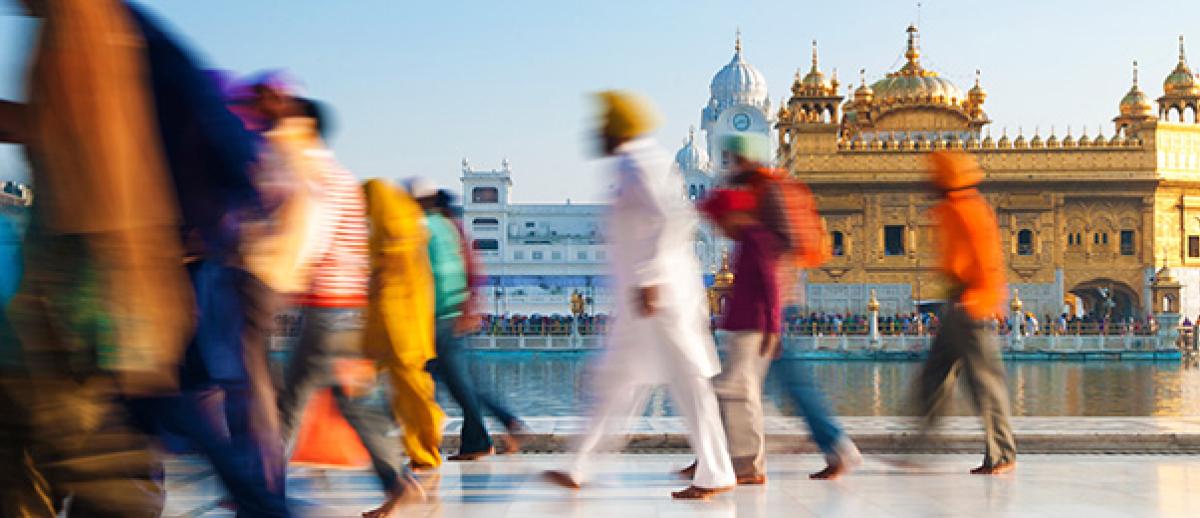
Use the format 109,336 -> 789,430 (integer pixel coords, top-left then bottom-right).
436,352 -> 1200,417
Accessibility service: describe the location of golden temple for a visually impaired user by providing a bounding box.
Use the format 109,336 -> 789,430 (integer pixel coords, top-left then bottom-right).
776,25 -> 1200,320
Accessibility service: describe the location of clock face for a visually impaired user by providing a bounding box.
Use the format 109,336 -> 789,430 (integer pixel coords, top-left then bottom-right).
731,113 -> 752,131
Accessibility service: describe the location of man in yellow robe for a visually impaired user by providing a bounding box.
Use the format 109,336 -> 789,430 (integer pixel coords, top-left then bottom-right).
362,179 -> 444,470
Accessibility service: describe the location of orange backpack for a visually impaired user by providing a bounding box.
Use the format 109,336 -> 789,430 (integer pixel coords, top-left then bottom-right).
756,175 -> 830,269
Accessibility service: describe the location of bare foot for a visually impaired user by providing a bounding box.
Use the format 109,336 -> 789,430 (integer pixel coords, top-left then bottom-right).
542,470 -> 581,490
809,463 -> 849,480
362,473 -> 426,518
671,485 -> 733,500
447,447 -> 494,461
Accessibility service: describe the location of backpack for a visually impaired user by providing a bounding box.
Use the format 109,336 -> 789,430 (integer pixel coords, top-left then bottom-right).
756,174 -> 830,269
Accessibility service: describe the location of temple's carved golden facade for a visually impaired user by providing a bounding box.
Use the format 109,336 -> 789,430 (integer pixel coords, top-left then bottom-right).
777,26 -> 1200,319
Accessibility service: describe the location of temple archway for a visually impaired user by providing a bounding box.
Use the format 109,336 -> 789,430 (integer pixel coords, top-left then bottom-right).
1068,279 -> 1141,320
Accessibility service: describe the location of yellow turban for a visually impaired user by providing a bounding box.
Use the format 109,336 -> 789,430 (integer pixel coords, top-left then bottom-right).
596,90 -> 660,140
926,150 -> 984,191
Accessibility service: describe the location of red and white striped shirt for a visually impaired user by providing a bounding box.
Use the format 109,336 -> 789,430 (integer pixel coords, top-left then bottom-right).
297,150 -> 369,307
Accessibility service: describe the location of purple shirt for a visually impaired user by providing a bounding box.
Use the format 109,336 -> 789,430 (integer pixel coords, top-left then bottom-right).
720,224 -> 783,334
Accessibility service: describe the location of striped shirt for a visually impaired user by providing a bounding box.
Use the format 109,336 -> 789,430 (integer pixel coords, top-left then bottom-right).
297,150 -> 369,307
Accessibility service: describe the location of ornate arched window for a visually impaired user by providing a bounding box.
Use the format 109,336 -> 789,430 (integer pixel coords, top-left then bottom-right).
1017,229 -> 1034,255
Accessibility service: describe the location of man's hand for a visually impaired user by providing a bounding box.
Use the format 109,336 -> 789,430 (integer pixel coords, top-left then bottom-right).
636,285 -> 660,317
760,332 -> 781,359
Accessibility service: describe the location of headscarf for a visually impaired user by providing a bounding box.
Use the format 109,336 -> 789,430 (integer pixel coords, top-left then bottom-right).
927,150 -> 984,191
595,90 -> 660,140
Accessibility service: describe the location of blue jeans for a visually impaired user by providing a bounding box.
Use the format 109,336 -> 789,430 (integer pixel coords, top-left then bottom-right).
774,361 -> 845,456
430,317 -> 519,454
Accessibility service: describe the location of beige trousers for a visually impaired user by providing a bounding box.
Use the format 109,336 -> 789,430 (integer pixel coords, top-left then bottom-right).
713,331 -> 772,477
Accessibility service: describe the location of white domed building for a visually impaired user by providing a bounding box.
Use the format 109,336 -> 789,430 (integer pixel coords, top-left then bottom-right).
700,33 -> 774,172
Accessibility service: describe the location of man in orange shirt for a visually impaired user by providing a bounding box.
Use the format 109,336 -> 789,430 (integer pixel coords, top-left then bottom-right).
917,150 -> 1017,475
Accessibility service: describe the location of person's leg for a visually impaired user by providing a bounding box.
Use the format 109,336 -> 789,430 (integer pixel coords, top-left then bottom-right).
385,364 -> 444,468
564,375 -> 651,484
332,383 -> 402,489
277,308 -> 334,444
666,368 -> 736,491
957,314 -> 1018,469
781,361 -> 844,456
432,318 -> 492,455
712,331 -> 771,478
916,316 -> 965,435
27,376 -> 165,518
141,392 -> 290,517
236,271 -> 287,490
778,359 -> 860,479
0,375 -> 55,518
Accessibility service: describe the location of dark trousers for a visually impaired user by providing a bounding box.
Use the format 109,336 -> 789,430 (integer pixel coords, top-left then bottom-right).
917,305 -> 1018,467
277,307 -> 402,492
131,386 -> 290,518
431,317 -> 518,454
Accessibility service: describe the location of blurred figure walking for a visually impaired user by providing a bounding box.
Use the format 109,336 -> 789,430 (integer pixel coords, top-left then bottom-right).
916,150 -> 1017,475
700,135 -> 860,482
543,91 -> 735,500
1,0 -> 193,514
361,180 -> 445,472
270,99 -> 425,516
411,183 -> 525,460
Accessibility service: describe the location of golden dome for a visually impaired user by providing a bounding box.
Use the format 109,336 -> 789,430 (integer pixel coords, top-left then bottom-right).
1120,61 -> 1154,117
1061,128 -> 1075,147
853,69 -> 874,103
869,26 -> 966,108
1164,35 -> 1199,97
796,41 -> 837,97
982,130 -> 996,148
997,129 -> 1011,148
1045,128 -> 1060,147
1077,129 -> 1091,147
1029,129 -> 1045,148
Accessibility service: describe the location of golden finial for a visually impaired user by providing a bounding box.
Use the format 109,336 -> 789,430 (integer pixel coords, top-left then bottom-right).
867,289 -> 880,312
1132,59 -> 1139,86
975,69 -> 981,87
860,68 -> 867,86
1010,288 -> 1023,312
1180,34 -> 1187,64
735,27 -> 742,54
810,39 -> 820,72
905,24 -> 921,65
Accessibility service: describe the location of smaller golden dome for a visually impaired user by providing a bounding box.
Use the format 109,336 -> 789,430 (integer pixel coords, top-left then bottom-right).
968,70 -> 986,104
982,130 -> 996,148
1045,127 -> 1060,147
1030,128 -> 1045,148
1120,61 -> 1155,117
1013,130 -> 1028,148
1109,133 -> 1124,146
854,69 -> 874,103
1164,36 -> 1200,97
1061,128 -> 1075,147
796,41 -> 836,97
997,129 -> 1011,148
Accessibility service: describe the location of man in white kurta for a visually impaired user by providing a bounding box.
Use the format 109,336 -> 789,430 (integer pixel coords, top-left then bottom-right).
545,91 -> 736,499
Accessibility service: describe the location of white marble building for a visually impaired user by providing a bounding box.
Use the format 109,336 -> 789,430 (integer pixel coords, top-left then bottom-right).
462,35 -> 773,315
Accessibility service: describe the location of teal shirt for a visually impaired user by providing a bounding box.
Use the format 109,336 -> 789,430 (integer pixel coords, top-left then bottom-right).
426,213 -> 468,319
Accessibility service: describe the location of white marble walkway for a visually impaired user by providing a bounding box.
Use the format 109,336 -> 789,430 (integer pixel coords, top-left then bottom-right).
165,453 -> 1200,517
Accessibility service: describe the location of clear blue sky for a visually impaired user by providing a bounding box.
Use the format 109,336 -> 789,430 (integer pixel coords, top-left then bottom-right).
2,0 -> 1199,201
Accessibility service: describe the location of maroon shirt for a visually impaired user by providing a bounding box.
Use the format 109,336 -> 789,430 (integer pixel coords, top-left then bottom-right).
720,224 -> 783,334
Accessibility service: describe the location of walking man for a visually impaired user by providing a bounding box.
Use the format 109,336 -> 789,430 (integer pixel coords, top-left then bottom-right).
543,91 -> 735,500
916,150 -> 1017,475
691,134 -> 860,483
405,179 -> 524,460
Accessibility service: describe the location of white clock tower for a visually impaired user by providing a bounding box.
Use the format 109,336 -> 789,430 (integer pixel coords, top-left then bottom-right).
700,31 -> 772,173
